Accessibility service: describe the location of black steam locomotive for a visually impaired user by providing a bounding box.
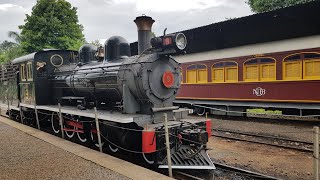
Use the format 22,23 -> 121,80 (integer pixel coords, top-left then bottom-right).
0,16 -> 214,170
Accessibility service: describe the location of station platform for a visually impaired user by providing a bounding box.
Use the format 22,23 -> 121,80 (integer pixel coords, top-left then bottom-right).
0,117 -> 171,180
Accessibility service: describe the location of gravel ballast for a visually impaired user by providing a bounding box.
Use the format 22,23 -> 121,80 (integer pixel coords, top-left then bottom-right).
211,118 -> 313,143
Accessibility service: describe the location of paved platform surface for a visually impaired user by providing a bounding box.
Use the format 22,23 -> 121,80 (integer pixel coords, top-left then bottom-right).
0,117 -> 171,180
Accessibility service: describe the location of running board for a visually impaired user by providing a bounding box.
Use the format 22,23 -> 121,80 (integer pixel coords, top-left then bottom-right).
158,145 -> 215,170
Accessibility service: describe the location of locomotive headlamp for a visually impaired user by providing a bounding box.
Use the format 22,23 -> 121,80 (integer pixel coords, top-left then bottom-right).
161,33 -> 187,51
150,32 -> 187,53
175,33 -> 187,50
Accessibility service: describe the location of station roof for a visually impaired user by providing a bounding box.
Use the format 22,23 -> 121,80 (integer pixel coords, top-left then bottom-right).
130,1 -> 320,55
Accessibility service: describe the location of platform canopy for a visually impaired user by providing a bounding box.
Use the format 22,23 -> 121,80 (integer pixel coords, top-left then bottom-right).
130,1 -> 320,55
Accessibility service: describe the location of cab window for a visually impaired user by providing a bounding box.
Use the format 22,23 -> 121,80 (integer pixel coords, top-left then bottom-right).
26,62 -> 33,81
20,64 -> 26,81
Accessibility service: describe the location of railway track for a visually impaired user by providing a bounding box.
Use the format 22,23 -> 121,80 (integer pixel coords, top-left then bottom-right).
214,161 -> 278,180
212,128 -> 313,152
173,162 -> 278,180
174,171 -> 207,180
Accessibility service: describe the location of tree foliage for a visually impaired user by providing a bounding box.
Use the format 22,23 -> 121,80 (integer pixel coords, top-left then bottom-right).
0,44 -> 24,64
19,0 -> 85,53
247,0 -> 316,13
7,31 -> 22,44
0,32 -> 24,64
90,40 -> 102,47
0,40 -> 18,52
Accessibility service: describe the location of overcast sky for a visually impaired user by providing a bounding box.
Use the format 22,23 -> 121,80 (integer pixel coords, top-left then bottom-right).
0,0 -> 253,44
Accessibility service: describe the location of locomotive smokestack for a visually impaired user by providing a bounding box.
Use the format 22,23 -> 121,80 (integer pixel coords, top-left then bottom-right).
134,15 -> 155,54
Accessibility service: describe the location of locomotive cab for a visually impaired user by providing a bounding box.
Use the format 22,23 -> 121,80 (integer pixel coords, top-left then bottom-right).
11,50 -> 79,105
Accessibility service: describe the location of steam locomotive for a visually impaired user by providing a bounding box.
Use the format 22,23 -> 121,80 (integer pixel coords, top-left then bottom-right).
0,16 -> 214,170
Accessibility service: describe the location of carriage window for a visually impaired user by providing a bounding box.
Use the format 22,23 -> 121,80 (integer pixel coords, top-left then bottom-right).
245,59 -> 258,64
260,58 -> 274,63
261,63 -> 275,80
244,60 -> 258,81
226,66 -> 238,82
283,62 -> 301,80
212,61 -> 238,82
197,65 -> 207,83
283,53 -> 320,80
244,58 -> 275,82
303,53 -> 320,79
304,53 -> 320,59
212,63 -> 224,82
186,65 -> 196,83
286,54 -> 301,61
26,62 -> 33,81
283,55 -> 302,80
20,64 -> 26,81
186,64 -> 207,83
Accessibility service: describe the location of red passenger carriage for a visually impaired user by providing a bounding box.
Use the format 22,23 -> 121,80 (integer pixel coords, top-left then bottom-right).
171,2 -> 320,117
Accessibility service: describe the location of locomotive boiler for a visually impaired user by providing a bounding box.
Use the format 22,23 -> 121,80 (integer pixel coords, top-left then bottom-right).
58,16 -> 185,117
5,15 -> 215,170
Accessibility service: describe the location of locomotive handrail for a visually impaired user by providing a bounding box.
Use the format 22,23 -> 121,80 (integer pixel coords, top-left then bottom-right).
49,75 -> 119,81
51,67 -> 137,78
152,106 -> 179,112
52,60 -> 153,74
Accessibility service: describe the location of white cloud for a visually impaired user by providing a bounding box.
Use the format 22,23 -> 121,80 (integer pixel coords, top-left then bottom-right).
0,0 -> 253,44
0,3 -> 14,11
0,3 -> 26,11
134,0 -> 223,12
0,2 -> 31,41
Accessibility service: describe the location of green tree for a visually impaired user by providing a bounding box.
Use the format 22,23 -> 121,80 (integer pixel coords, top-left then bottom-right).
0,31 -> 24,64
0,41 -> 24,64
8,31 -> 22,44
19,0 -> 85,53
0,40 -> 18,52
247,0 -> 316,13
90,39 -> 102,47
151,32 -> 156,38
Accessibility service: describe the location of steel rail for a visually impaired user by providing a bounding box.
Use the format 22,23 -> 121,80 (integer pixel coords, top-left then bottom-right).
212,129 -> 312,152
213,161 -> 278,180
174,171 -> 206,180
213,128 -> 312,144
